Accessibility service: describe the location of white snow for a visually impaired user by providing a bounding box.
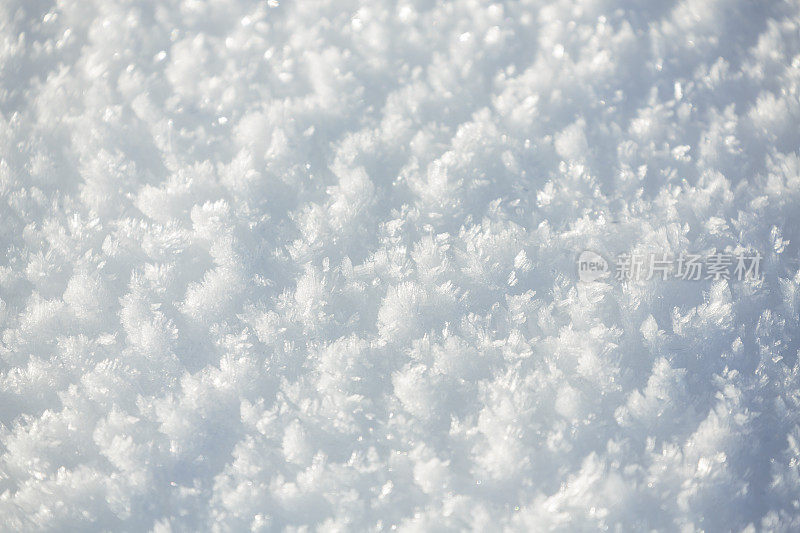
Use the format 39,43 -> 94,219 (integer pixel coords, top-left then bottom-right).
1,0 -> 800,530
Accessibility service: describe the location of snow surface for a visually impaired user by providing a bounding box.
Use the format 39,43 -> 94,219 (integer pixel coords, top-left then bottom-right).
1,0 -> 800,530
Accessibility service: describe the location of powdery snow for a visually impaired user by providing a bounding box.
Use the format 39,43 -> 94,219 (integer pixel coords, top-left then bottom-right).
1,0 -> 800,530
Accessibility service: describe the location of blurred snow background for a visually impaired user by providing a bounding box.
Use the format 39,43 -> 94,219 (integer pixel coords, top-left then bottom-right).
1,0 -> 800,530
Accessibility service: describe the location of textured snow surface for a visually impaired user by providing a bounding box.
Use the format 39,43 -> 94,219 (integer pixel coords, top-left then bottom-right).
2,0 -> 800,530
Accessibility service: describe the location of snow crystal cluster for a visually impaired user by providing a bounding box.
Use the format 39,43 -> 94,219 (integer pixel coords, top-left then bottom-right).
1,0 -> 800,530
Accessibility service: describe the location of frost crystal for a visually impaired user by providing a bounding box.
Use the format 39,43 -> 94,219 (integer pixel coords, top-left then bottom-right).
1,0 -> 800,530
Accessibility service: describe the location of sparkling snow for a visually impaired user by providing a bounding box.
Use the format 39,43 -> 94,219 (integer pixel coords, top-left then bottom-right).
1,0 -> 800,530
